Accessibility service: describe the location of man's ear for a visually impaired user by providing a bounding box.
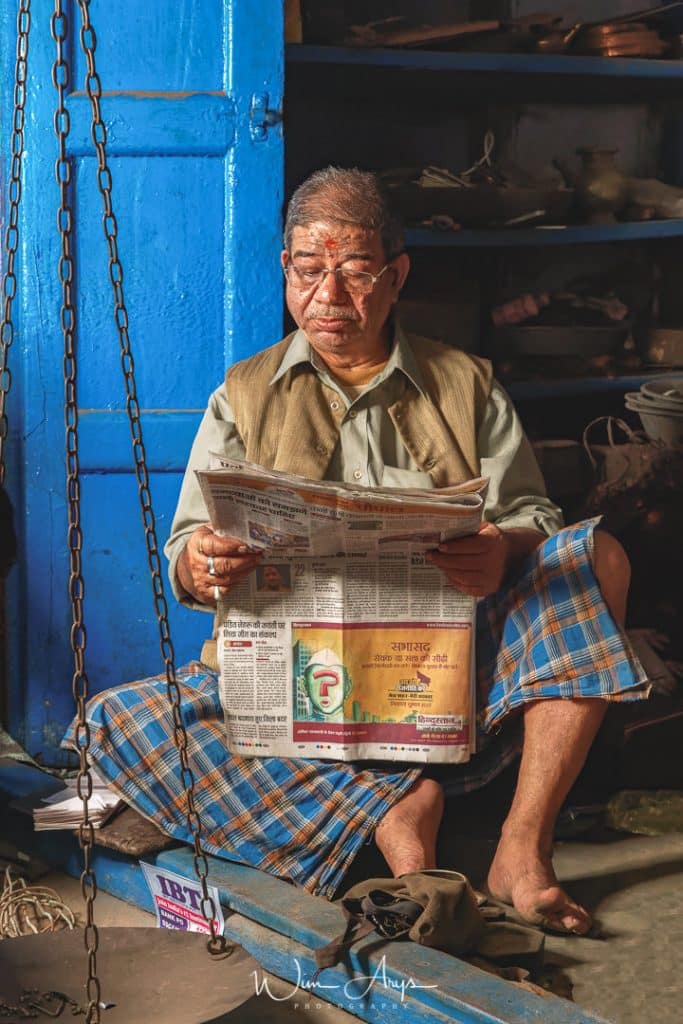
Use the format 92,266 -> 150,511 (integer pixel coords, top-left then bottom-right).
390,251 -> 410,294
280,249 -> 289,270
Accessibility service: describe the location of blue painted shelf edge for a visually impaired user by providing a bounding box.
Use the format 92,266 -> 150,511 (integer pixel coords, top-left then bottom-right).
507,371 -> 683,400
286,43 -> 683,80
405,222 -> 683,248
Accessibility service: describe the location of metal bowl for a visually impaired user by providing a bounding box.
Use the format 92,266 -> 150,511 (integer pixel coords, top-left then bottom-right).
625,390 -> 683,414
633,408 -> 683,446
640,375 -> 683,404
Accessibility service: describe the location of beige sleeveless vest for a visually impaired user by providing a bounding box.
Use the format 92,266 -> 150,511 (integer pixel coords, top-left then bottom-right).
198,333 -> 493,667
224,332 -> 492,487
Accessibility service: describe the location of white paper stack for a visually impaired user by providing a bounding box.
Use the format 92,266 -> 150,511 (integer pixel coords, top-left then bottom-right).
32,769 -> 123,831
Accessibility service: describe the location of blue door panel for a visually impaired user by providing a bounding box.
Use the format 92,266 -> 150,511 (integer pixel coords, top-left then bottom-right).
66,95 -> 236,158
72,1 -> 226,93
1,0 -> 284,760
23,470 -> 211,756
80,473 -> 211,682
74,155 -> 228,410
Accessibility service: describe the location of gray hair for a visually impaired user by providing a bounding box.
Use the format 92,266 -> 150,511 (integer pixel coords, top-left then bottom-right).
284,167 -> 405,260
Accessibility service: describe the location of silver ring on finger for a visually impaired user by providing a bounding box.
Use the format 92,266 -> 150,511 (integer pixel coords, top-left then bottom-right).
213,584 -> 221,603
207,555 -> 217,577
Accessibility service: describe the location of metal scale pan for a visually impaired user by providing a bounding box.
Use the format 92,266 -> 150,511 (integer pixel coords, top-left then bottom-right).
0,928 -> 263,1023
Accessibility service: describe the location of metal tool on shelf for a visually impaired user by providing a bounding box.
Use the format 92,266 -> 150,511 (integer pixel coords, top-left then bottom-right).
535,2 -> 683,57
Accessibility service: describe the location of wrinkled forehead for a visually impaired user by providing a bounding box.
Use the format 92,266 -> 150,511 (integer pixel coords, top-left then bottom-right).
288,221 -> 384,261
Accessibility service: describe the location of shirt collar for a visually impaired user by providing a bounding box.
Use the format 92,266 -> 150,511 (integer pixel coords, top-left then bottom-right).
269,321 -> 428,397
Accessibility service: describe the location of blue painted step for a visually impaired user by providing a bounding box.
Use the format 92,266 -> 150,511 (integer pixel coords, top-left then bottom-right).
0,762 -> 604,1023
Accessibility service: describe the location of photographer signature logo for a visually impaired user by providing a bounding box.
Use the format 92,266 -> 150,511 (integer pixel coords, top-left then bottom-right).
252,954 -> 438,1004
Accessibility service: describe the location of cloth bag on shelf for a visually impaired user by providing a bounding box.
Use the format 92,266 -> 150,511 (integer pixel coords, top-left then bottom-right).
579,415 -> 681,527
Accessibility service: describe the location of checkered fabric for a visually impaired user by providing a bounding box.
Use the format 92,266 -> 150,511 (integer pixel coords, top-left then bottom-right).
65,519 -> 648,897
476,517 -> 649,730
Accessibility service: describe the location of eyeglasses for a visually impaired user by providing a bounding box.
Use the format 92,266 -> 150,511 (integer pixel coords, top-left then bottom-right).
283,262 -> 391,296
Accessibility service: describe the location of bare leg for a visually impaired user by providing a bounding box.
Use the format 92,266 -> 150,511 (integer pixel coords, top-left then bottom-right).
487,530 -> 631,933
375,777 -> 444,876
487,698 -> 606,932
590,529 -> 630,628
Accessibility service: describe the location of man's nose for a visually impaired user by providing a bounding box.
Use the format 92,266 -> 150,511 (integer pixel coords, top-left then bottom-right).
316,269 -> 350,304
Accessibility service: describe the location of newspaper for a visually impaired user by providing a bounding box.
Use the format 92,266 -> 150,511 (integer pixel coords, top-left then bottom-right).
198,459 -> 487,764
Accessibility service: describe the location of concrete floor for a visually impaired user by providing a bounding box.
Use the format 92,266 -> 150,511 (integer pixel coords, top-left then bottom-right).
436,829 -> 683,1024
549,832 -> 683,1024
18,828 -> 683,1024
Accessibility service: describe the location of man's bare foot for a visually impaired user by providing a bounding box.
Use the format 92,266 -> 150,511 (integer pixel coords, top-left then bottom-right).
374,778 -> 444,876
487,832 -> 591,935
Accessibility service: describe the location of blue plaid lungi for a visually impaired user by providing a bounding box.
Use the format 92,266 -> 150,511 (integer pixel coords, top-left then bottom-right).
65,519 -> 649,898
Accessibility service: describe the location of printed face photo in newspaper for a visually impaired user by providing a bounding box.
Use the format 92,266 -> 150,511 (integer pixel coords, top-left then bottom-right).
256,563 -> 292,593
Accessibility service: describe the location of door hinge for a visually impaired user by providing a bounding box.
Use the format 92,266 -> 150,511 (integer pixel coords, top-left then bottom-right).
249,92 -> 282,141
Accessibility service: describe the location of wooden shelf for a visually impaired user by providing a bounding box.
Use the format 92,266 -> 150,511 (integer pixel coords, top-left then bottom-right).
287,44 -> 683,398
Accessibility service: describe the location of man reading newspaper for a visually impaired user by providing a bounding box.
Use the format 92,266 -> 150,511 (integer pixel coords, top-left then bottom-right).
160,168 -> 649,934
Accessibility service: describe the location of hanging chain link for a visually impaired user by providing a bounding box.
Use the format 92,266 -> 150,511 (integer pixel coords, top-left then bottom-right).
74,0 -> 226,954
0,0 -> 30,486
50,4 -> 101,1021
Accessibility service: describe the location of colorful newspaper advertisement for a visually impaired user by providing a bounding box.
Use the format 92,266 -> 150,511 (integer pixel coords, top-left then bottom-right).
200,460 -> 487,765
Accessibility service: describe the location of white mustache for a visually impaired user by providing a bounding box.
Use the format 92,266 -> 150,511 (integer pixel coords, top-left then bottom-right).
305,307 -> 357,321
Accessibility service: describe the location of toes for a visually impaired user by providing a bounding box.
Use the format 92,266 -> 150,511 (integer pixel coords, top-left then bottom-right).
559,906 -> 592,936
536,891 -> 592,935
543,913 -> 591,936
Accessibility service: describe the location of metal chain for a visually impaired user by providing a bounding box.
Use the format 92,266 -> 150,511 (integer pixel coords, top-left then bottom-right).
0,0 -> 30,486
50,5 -> 101,1021
74,0 -> 226,953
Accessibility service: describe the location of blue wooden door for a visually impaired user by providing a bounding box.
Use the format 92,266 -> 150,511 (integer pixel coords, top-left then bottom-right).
0,0 -> 284,761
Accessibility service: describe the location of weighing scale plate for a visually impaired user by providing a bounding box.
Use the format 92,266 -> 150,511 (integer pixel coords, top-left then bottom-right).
0,927 -> 261,1023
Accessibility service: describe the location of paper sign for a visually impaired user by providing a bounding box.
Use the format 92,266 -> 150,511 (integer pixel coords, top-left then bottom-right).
140,861 -> 225,936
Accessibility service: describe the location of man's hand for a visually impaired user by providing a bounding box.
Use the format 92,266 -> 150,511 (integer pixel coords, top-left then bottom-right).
427,523 -> 548,598
177,526 -> 263,605
426,522 -> 512,598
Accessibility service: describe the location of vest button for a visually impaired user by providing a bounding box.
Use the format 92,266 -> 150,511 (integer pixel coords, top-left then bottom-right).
353,469 -> 363,480
330,400 -> 340,411
316,444 -> 327,455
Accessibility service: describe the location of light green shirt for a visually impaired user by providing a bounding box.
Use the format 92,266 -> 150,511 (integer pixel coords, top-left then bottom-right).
165,325 -> 563,609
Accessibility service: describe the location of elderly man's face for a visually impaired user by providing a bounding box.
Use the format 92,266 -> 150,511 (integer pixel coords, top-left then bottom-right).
282,221 -> 409,363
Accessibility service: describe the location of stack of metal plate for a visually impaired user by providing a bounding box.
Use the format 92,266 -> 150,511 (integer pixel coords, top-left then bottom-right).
625,376 -> 683,445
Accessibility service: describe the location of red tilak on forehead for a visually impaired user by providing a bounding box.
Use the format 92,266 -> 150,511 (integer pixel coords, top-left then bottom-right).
324,237 -> 338,251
